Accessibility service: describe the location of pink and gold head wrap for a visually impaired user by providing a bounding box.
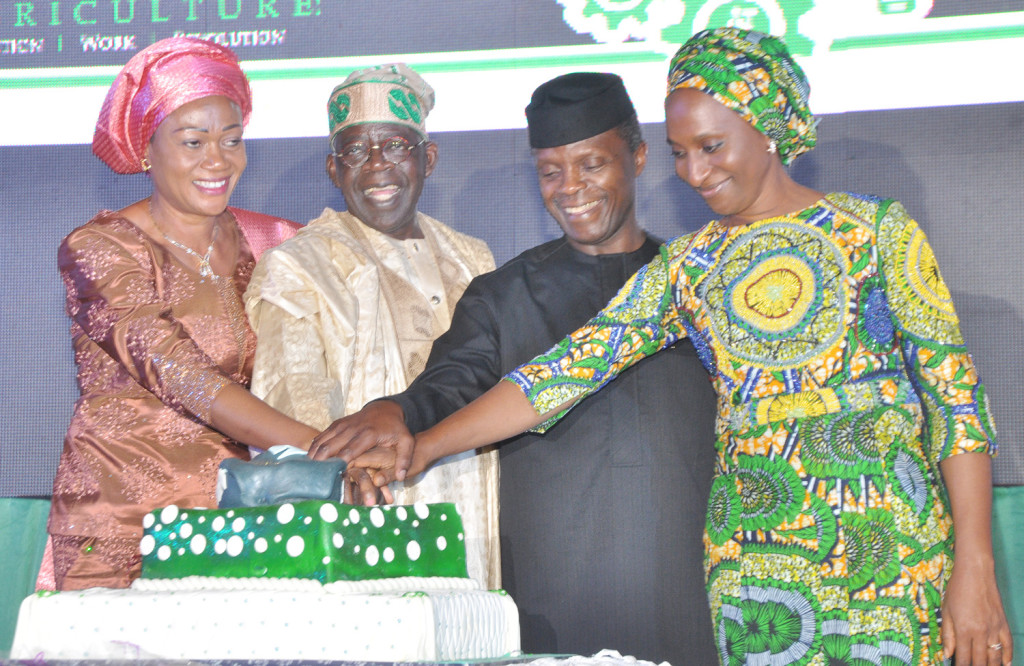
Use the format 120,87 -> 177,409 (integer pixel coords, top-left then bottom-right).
92,37 -> 252,174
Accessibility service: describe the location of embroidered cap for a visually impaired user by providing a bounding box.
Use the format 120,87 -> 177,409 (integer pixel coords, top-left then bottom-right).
328,63 -> 435,146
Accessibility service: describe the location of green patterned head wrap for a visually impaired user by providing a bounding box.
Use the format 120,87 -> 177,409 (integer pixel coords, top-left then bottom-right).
328,63 -> 435,148
667,27 -> 816,164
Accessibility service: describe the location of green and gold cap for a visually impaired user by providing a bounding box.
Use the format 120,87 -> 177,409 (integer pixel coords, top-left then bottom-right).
328,63 -> 434,146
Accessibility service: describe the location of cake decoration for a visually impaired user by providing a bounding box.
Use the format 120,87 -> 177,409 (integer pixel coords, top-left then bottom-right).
217,444 -> 346,507
141,500 -> 469,582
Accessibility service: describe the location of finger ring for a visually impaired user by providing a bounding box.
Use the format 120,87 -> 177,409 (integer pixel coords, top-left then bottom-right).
989,643 -> 1003,650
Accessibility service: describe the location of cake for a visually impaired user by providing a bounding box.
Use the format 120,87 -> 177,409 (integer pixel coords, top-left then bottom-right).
11,501 -> 520,660
140,500 -> 470,582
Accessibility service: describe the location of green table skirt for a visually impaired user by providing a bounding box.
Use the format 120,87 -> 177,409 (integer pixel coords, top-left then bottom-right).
0,497 -> 50,657
993,485 -> 1024,650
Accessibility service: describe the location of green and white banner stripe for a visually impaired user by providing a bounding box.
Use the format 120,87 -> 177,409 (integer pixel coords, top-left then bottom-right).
2,5 -> 1022,146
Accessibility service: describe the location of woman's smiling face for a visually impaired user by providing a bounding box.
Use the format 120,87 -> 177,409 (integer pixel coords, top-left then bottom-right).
145,95 -> 246,223
665,88 -> 779,224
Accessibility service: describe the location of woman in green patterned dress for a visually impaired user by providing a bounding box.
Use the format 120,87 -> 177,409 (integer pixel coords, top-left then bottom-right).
344,28 -> 1012,666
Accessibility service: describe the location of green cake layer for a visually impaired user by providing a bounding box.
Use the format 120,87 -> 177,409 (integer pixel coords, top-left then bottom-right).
140,501 -> 469,582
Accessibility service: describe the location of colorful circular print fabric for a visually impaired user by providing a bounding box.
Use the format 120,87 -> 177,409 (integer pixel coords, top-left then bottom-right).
700,220 -> 848,368
883,217 -> 960,344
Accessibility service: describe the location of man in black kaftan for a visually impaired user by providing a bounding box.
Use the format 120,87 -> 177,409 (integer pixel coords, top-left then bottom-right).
313,73 -> 718,665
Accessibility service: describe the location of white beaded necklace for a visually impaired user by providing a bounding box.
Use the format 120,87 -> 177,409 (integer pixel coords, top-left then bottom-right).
148,199 -> 219,282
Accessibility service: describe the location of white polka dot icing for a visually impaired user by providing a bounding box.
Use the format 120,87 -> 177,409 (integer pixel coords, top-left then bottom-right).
143,501 -> 469,582
286,535 -> 305,557
140,535 -> 155,556
227,535 -> 244,557
160,505 -> 179,524
142,513 -> 155,529
190,534 -> 207,555
157,545 -> 171,561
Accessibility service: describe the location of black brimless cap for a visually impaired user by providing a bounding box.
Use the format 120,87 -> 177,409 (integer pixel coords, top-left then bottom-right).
525,72 -> 637,149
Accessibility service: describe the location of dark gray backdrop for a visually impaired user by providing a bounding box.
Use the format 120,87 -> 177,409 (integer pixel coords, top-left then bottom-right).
2,100 -> 1022,495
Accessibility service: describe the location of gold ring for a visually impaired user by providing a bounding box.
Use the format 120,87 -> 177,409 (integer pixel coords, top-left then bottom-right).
989,643 -> 1003,650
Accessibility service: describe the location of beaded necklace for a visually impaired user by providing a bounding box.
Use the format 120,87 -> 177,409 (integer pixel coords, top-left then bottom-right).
148,198 -> 219,282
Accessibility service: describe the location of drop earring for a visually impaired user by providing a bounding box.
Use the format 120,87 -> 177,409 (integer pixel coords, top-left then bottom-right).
767,140 -> 777,155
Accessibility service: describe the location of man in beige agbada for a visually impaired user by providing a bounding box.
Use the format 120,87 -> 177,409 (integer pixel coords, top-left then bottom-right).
244,64 -> 499,587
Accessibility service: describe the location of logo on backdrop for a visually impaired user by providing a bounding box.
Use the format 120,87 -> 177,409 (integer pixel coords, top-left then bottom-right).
556,0 -> 938,56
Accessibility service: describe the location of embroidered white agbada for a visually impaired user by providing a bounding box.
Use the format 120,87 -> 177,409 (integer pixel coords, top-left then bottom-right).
244,208 -> 500,588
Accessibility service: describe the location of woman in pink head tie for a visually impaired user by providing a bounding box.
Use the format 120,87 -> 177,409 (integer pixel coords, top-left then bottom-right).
46,37 -> 316,590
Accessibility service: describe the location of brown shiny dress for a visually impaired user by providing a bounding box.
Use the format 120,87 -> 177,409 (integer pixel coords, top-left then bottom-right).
49,210 -> 257,590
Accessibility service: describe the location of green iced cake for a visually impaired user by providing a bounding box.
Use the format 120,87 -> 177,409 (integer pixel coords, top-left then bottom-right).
140,501 -> 469,582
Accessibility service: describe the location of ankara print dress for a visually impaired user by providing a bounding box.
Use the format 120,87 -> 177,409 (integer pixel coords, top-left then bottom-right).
505,192 -> 996,665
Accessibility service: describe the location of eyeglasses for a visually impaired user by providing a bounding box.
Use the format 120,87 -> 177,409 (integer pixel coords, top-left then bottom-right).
332,136 -> 427,168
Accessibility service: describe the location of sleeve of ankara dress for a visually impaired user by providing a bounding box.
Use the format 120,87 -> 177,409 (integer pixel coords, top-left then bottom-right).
59,218 -> 230,423
875,199 -> 997,470
504,238 -> 691,432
